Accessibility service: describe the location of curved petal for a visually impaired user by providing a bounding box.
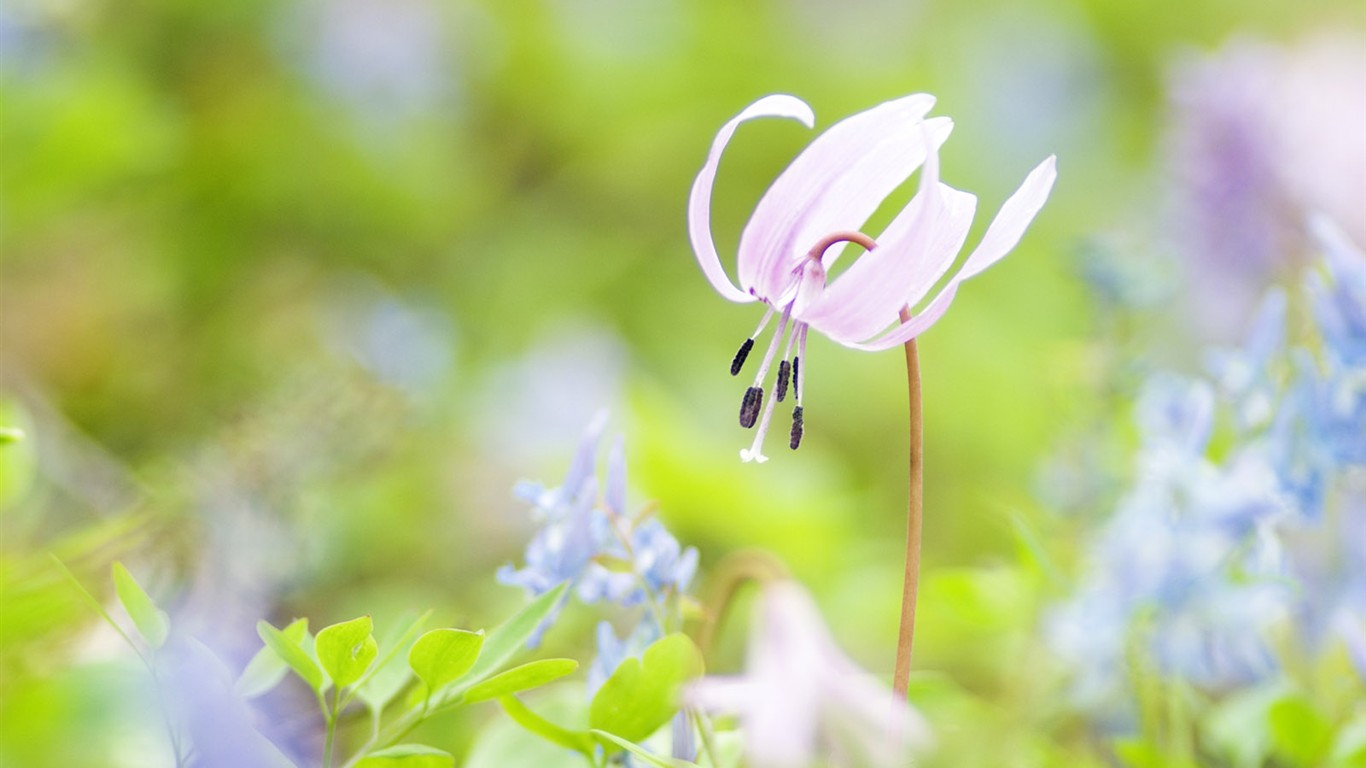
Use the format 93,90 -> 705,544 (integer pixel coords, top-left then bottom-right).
954,154 -> 1057,281
793,124 -> 943,343
688,95 -> 816,303
835,281 -> 962,352
799,180 -> 976,342
737,95 -> 940,301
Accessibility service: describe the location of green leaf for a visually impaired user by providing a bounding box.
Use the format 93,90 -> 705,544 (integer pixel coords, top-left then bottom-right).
590,633 -> 704,745
1269,694 -> 1334,765
316,615 -> 378,689
457,582 -> 568,687
358,610 -> 432,714
258,620 -> 325,693
355,744 -> 454,768
112,562 -> 169,649
498,695 -> 594,756
591,730 -> 696,768
1113,739 -> 1165,768
237,618 -> 308,698
408,628 -> 483,696
462,659 -> 578,704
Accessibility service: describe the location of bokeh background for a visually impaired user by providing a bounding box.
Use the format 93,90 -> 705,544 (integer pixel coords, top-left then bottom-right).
2,0 -> 1364,764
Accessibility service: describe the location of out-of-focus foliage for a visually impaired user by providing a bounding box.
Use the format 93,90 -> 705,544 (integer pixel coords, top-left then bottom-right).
4,0 -> 1366,764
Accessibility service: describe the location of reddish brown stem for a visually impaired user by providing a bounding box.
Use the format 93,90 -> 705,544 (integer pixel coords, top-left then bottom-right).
892,308 -> 923,698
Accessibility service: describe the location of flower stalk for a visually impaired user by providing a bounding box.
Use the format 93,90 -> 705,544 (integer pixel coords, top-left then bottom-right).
893,307 -> 923,698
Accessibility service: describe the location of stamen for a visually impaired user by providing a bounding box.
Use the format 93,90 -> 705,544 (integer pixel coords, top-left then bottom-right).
774,322 -> 798,402
792,357 -> 800,400
730,307 -> 776,376
730,338 -> 754,376
795,323 -> 809,405
790,406 -> 804,450
742,369 -> 784,463
739,386 -> 763,429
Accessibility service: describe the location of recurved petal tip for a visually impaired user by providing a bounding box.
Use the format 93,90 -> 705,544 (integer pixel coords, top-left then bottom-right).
689,95 -> 816,304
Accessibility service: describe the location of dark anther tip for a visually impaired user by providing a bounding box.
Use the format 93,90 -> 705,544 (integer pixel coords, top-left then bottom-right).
739,386 -> 763,428
792,357 -> 801,399
730,338 -> 755,376
789,406 -> 804,450
775,360 -> 791,402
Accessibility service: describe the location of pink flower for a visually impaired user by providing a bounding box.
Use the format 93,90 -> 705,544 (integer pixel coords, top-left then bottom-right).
689,94 -> 1056,462
687,580 -> 932,768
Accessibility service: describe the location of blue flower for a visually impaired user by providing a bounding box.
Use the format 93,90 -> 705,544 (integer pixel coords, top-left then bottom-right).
498,412 -> 699,651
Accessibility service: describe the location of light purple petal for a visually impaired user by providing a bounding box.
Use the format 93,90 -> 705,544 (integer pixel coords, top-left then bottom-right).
685,676 -> 756,711
738,95 -> 939,302
800,177 -> 976,344
795,124 -> 944,342
562,409 -> 608,500
689,95 -> 815,304
954,155 -> 1057,281
836,282 -> 962,352
605,434 -> 626,516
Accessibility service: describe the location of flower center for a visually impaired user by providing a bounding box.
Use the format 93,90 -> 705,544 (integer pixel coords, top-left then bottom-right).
727,231 -> 878,463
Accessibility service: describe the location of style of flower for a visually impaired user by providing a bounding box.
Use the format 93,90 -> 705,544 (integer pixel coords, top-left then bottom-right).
687,580 -> 932,768
689,93 -> 1056,462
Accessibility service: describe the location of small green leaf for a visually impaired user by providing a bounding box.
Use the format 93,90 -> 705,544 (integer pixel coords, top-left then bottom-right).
258,620 -> 325,693
590,730 -> 696,768
316,615 -> 378,688
462,659 -> 578,704
590,633 -> 704,744
498,696 -> 594,756
112,562 -> 170,649
355,744 -> 454,768
457,583 -> 568,687
409,628 -> 483,696
1269,695 -> 1334,765
237,618 -> 309,698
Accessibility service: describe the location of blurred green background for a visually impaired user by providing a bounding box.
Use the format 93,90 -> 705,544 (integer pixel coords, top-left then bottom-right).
2,0 -> 1364,764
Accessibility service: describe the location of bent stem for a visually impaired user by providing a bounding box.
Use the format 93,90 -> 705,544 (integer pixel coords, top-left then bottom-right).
892,307 -> 923,699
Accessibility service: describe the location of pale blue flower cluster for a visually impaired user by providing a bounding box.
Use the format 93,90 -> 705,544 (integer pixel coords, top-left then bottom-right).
1050,219 -> 1366,713
497,411 -> 699,682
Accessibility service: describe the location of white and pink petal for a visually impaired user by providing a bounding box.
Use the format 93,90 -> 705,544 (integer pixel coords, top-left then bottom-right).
688,94 -> 816,304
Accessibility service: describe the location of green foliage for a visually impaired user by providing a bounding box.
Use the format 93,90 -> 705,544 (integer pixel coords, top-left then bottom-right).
591,730 -> 697,768
356,744 -> 455,768
462,658 -> 578,704
408,628 -> 484,700
455,583 -> 568,688
111,562 -> 169,650
358,610 -> 432,714
257,619 -> 326,694
237,617 -> 309,699
589,633 -> 704,746
316,615 -> 379,689
497,695 -> 595,757
1269,694 -> 1336,766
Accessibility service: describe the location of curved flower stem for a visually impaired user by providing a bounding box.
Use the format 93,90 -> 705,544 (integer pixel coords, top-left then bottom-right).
696,549 -> 789,660
892,307 -> 923,698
